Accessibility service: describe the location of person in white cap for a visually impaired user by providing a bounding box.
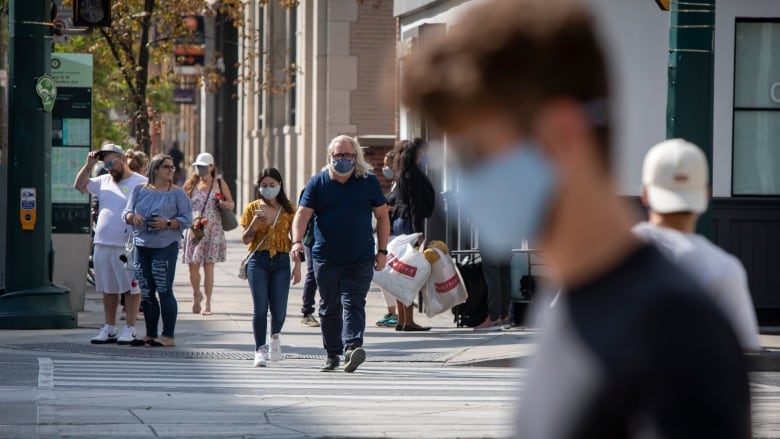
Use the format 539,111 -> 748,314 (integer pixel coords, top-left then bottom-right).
182,152 -> 235,315
633,138 -> 761,352
74,143 -> 147,345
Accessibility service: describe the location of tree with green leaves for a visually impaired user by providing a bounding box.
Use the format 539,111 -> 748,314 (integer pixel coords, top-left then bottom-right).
56,0 -> 299,154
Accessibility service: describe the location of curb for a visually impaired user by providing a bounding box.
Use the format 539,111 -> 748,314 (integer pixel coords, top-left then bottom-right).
747,351 -> 780,372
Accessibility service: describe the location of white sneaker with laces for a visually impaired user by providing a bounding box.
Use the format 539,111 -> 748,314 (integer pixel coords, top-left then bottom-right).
254,347 -> 268,367
117,325 -> 137,345
91,324 -> 118,344
269,338 -> 282,361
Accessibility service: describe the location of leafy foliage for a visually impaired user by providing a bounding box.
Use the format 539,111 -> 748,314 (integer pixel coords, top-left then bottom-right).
55,0 -> 300,153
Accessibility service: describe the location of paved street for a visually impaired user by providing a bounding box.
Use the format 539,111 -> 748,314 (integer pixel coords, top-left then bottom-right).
0,351 -> 519,438
0,229 -> 779,438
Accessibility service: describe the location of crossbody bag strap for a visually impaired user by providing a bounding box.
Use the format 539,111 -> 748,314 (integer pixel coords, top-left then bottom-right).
242,205 -> 284,263
199,181 -> 214,219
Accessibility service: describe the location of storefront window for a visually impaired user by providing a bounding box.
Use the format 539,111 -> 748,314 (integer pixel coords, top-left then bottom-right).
733,20 -> 780,195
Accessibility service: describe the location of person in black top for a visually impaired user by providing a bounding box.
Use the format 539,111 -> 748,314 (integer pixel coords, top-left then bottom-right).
401,0 -> 751,437
166,141 -> 185,186
392,138 -> 435,331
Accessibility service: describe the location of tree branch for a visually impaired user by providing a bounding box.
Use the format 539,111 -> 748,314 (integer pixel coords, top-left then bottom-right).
99,28 -> 136,96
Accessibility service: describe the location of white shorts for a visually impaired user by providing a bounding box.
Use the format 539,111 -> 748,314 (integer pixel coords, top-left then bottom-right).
93,244 -> 140,295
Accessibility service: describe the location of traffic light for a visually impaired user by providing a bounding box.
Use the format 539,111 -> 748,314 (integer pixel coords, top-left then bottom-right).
73,0 -> 111,27
655,0 -> 670,10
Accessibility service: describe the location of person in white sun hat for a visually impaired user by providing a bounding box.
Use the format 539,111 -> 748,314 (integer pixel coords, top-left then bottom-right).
633,138 -> 761,352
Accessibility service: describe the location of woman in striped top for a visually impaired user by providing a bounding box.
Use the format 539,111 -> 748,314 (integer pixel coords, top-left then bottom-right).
123,154 -> 193,347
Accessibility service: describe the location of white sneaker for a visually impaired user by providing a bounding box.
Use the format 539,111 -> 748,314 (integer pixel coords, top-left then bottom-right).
269,338 -> 282,361
116,325 -> 137,345
91,324 -> 118,344
254,347 -> 268,367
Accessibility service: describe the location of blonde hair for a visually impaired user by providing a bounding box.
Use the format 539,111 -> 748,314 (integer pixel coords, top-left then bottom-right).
126,150 -> 149,173
326,135 -> 372,178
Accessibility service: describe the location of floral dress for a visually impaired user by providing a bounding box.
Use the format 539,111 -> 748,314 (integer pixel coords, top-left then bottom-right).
182,187 -> 227,264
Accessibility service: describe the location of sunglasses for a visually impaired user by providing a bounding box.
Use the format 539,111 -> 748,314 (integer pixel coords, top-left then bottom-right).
159,164 -> 175,170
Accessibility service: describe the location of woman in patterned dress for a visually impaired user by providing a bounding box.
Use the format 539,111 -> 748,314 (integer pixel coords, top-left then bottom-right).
182,152 -> 235,315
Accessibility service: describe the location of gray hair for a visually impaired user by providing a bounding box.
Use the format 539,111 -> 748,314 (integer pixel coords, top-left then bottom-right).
326,135 -> 372,178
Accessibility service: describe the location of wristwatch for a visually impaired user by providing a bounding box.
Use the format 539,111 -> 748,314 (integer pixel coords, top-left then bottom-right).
166,219 -> 172,228
377,249 -> 388,255
292,240 -> 302,245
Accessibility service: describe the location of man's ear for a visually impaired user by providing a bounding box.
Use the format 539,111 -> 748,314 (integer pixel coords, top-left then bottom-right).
534,99 -> 593,166
640,186 -> 650,207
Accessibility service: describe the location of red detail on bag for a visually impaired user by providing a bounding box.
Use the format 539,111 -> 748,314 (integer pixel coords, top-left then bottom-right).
388,255 -> 418,278
435,274 -> 460,293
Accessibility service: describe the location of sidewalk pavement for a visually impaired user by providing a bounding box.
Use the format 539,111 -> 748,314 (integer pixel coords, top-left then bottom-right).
0,229 -> 537,367
1,228 -> 779,369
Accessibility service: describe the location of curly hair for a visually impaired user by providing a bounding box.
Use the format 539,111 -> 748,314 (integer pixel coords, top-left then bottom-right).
326,135 -> 372,178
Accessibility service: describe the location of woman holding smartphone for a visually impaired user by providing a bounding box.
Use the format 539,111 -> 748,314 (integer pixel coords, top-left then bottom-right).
240,168 -> 301,367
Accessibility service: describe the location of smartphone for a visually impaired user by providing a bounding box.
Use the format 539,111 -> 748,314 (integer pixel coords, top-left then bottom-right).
299,249 -> 306,262
254,209 -> 266,217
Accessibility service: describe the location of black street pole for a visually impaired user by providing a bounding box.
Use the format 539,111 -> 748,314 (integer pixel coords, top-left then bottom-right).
0,0 -> 76,328
666,0 -> 716,237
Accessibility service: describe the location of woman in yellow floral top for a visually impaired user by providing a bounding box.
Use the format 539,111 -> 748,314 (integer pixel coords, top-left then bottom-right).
240,168 -> 301,367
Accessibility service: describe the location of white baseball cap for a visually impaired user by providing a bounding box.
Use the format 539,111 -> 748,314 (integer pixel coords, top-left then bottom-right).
642,138 -> 709,214
193,152 -> 214,167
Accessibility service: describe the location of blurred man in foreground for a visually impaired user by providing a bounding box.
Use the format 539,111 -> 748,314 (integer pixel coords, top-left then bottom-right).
402,0 -> 750,437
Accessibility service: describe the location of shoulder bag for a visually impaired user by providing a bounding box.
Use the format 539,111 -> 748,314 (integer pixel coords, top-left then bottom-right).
238,206 -> 283,280
217,178 -> 239,231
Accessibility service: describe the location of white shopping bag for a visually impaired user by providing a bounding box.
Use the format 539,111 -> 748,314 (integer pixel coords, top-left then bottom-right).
422,247 -> 468,317
373,233 -> 431,306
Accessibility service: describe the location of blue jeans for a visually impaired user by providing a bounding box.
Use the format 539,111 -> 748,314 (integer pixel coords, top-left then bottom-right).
313,258 -> 375,355
392,217 -> 413,236
134,241 -> 180,338
247,251 -> 291,349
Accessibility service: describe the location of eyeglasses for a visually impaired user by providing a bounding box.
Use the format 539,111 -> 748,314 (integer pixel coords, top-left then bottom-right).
159,164 -> 175,170
332,153 -> 355,160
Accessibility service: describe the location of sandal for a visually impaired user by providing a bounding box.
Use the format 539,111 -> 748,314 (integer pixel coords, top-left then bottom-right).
157,336 -> 176,347
192,293 -> 202,314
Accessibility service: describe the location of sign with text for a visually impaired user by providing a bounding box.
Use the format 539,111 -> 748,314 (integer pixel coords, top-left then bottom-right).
51,53 -> 92,234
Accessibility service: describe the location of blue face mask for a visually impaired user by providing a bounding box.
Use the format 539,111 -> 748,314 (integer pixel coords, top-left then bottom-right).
457,142 -> 557,256
332,158 -> 355,175
260,186 -> 281,200
418,155 -> 429,170
382,166 -> 394,179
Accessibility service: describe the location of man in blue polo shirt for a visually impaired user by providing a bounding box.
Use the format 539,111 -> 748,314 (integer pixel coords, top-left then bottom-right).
291,135 -> 391,372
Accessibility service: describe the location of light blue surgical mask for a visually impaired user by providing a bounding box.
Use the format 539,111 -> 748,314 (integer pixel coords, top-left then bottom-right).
457,142 -> 557,257
418,155 -> 429,170
332,158 -> 355,175
382,166 -> 394,179
260,186 -> 281,200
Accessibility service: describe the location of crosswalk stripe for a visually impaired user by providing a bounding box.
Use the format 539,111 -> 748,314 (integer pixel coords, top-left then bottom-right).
49,359 -> 523,401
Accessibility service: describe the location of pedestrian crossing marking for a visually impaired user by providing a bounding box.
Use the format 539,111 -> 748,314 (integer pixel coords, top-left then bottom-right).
45,358 -> 523,402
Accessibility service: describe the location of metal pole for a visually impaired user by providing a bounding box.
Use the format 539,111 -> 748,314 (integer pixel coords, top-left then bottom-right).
666,0 -> 716,237
1,0 -> 76,329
